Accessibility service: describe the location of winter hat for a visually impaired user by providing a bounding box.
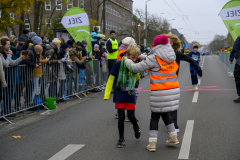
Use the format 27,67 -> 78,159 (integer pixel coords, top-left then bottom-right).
81,40 -> 88,45
193,43 -> 200,49
122,37 -> 136,46
28,32 -> 37,39
61,42 -> 68,50
110,30 -> 115,35
153,35 -> 169,47
94,44 -> 99,48
23,29 -> 29,35
32,36 -> 42,45
18,36 -> 26,42
67,40 -> 73,46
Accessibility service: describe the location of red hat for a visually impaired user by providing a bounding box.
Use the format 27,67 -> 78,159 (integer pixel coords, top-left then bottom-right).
153,35 -> 169,47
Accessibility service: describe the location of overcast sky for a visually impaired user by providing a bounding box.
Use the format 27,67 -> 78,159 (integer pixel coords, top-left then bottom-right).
133,0 -> 229,44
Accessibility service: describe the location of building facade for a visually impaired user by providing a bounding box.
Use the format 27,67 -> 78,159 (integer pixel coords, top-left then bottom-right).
5,0 -> 133,42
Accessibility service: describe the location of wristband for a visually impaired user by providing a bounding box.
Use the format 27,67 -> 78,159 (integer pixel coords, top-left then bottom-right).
8,53 -> 12,55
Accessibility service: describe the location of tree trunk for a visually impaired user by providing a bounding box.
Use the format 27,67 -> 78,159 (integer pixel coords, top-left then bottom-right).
19,12 -> 24,37
102,0 -> 106,34
33,0 -> 40,33
38,2 -> 44,36
43,6 -> 57,36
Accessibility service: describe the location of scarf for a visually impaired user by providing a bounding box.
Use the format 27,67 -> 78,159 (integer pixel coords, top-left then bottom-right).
116,56 -> 137,95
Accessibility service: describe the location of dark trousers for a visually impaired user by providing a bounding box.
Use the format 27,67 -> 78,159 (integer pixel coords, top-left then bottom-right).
190,70 -> 198,85
25,79 -> 33,104
234,64 -> 240,96
49,82 -> 57,97
169,110 -> 179,129
108,59 -> 116,76
2,86 -> 14,115
150,112 -> 173,131
14,83 -> 23,109
118,109 -> 139,140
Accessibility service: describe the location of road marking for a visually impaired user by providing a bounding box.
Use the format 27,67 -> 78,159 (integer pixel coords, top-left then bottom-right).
192,91 -> 199,103
178,120 -> 194,159
49,144 -> 85,160
198,79 -> 201,85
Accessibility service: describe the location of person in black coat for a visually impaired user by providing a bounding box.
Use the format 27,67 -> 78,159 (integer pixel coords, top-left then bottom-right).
167,32 -> 202,132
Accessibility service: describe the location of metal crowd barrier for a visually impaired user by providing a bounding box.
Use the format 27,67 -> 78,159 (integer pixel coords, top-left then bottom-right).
0,59 -> 109,123
219,52 -> 235,72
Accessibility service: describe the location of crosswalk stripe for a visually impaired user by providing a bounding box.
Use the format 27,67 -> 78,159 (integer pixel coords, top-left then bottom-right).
192,91 -> 199,103
178,120 -> 194,159
48,144 -> 85,160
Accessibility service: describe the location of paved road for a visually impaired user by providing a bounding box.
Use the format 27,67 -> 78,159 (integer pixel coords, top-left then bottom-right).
0,55 -> 239,160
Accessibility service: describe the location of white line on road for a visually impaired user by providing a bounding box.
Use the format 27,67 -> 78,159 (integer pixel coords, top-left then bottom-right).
48,144 -> 85,160
192,91 -> 199,103
198,79 -> 201,85
178,120 -> 194,159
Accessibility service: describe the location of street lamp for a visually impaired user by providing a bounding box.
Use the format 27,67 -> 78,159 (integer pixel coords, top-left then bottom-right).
138,24 -> 141,46
145,0 -> 151,48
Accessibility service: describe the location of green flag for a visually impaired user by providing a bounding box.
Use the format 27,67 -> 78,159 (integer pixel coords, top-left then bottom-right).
61,7 -> 94,74
219,0 -> 240,41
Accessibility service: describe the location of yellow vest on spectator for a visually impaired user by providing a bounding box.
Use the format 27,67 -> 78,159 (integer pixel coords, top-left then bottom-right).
107,38 -> 118,59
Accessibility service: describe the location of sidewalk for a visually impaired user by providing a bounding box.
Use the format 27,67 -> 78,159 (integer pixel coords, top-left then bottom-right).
0,91 -> 104,136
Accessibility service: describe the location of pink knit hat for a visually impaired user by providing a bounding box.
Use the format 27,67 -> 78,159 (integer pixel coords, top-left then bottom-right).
153,35 -> 169,47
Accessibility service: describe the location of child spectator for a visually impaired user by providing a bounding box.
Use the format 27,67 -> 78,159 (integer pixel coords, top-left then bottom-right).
104,45 -> 141,148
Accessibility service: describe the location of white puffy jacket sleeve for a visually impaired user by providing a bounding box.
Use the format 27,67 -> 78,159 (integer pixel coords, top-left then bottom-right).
124,54 -> 159,73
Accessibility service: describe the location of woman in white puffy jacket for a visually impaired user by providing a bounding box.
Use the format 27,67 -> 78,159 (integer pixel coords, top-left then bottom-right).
124,35 -> 180,152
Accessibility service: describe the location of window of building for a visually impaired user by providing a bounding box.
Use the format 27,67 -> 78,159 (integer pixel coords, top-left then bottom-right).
10,13 -> 14,23
56,0 -> 62,10
79,0 -> 84,8
45,19 -> 51,29
106,4 -> 109,13
106,20 -> 108,30
67,0 -> 73,10
10,31 -> 14,37
24,19 -> 30,30
45,0 -> 51,10
110,7 -> 113,14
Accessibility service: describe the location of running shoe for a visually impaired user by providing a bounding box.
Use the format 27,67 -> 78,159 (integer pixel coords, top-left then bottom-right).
134,123 -> 141,139
125,116 -> 130,122
116,139 -> 125,148
115,113 -> 119,119
195,85 -> 198,90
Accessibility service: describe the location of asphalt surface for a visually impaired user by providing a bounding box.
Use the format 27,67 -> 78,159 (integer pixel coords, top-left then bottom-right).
0,55 -> 239,160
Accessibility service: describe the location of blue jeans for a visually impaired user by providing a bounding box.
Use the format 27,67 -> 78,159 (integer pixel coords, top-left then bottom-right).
79,68 -> 85,84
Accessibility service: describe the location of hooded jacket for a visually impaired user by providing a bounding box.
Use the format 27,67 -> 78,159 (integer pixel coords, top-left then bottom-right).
124,44 -> 180,113
44,43 -> 59,82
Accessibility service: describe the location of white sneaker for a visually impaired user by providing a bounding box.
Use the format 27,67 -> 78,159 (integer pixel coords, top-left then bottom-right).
175,129 -> 180,133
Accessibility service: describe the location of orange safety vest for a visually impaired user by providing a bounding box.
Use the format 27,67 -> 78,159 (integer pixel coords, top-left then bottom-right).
117,50 -> 127,61
149,56 -> 179,91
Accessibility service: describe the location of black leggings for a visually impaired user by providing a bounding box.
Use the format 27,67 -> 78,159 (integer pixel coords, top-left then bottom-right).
118,109 -> 139,140
150,112 -> 173,130
169,110 -> 179,129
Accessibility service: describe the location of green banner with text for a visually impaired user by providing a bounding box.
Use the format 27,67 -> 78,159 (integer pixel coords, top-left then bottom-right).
61,7 -> 94,74
219,0 -> 240,41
